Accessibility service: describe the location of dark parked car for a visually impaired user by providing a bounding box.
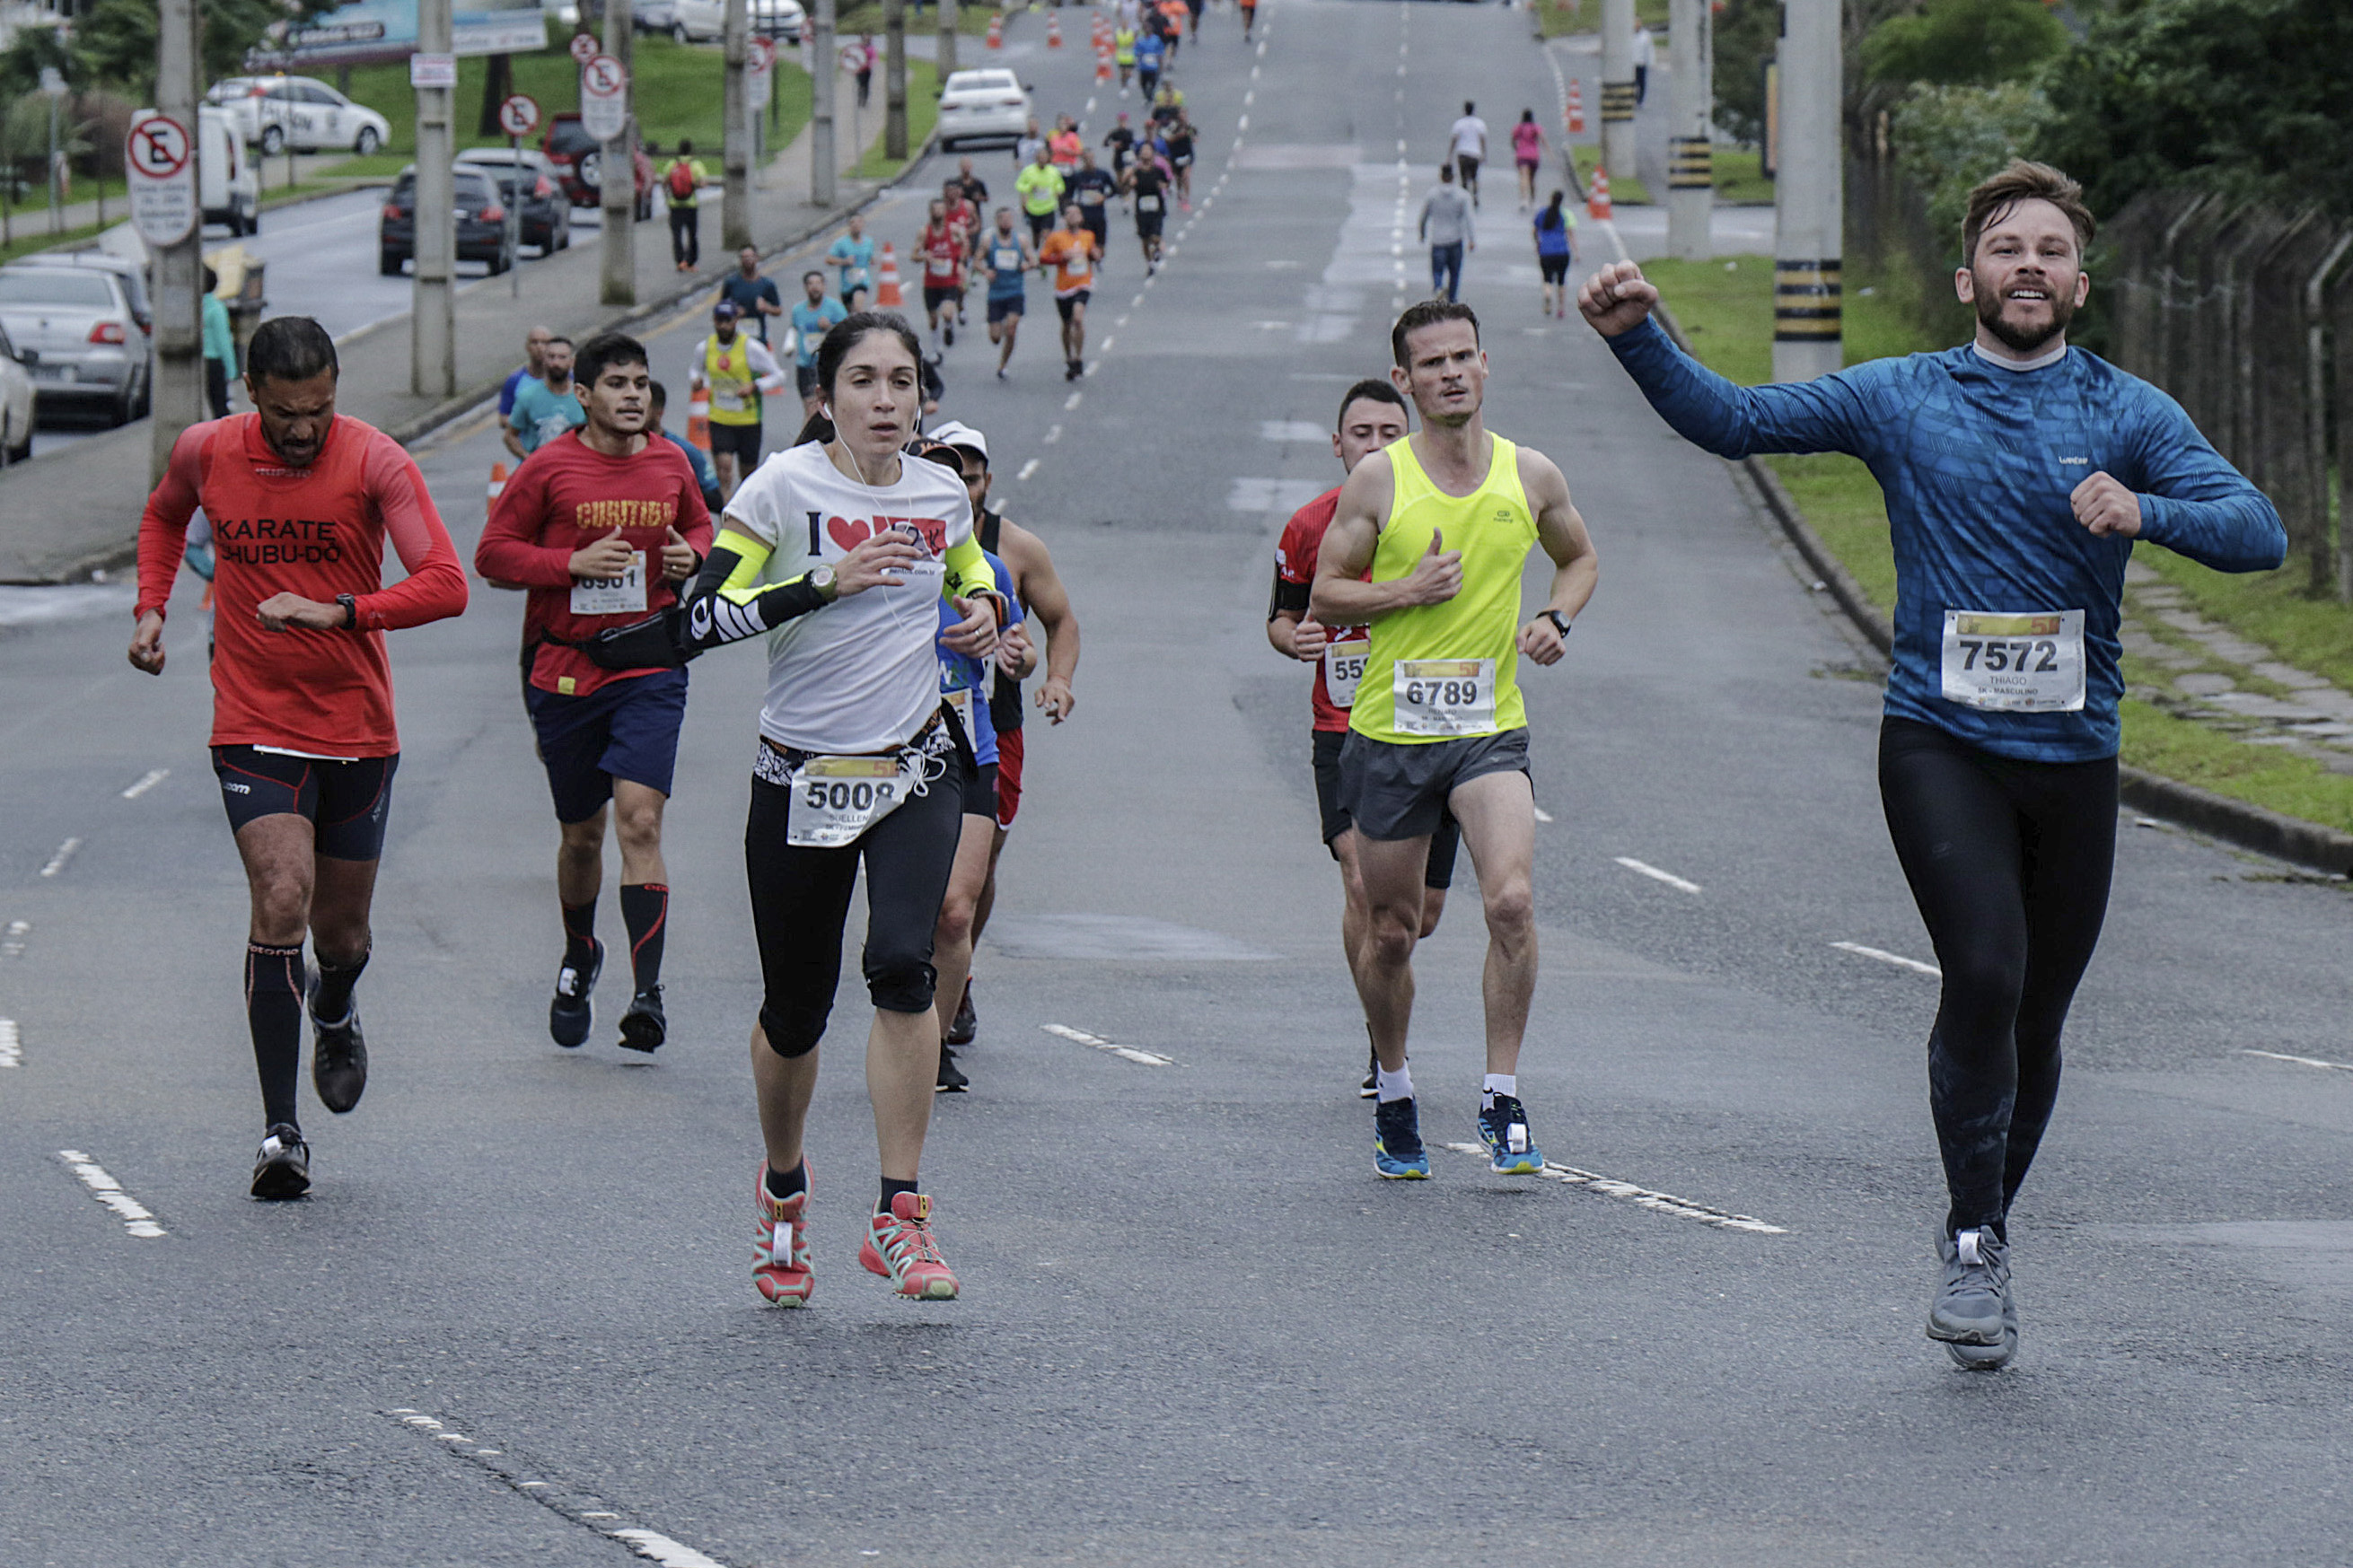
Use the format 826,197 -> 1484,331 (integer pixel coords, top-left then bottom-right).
378,165 -> 518,276
542,113 -> 654,218
454,147 -> 573,254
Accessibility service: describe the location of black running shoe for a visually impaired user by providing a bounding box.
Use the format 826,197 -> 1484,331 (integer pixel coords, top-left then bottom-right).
549,940 -> 602,1048
619,985 -> 666,1054
944,320 -> 955,348
307,975 -> 368,1115
935,1043 -> 969,1093
250,1123 -> 311,1200
945,980 -> 977,1047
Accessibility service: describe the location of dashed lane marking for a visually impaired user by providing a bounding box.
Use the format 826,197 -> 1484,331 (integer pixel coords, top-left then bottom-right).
1042,424 -> 1063,445
1831,941 -> 1941,978
1042,1023 -> 1175,1067
1064,390 -> 1083,410
4,918 -> 28,958
119,767 -> 169,800
39,838 -> 81,878
56,1151 -> 165,1238
1016,458 -> 1041,481
2244,1049 -> 2353,1074
1436,1144 -> 1787,1234
0,1019 -> 20,1067
1614,856 -> 1700,895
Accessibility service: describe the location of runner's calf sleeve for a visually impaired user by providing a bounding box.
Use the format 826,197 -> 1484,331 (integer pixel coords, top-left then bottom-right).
312,946 -> 369,1023
245,942 -> 306,1128
562,896 -> 599,971
620,883 -> 668,992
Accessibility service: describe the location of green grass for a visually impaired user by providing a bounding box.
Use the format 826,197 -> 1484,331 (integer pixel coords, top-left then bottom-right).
2137,550 -> 2353,695
1711,146 -> 1771,204
0,214 -> 106,265
2118,698 -> 2353,835
1536,0 -> 1669,38
847,59 -> 940,180
832,3 -> 1001,38
1571,145 -> 1648,206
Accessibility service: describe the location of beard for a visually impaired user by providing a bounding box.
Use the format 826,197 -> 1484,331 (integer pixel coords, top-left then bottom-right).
1973,274 -> 2078,355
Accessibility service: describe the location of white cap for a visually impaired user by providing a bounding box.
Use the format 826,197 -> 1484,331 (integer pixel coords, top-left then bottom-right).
926,419 -> 989,466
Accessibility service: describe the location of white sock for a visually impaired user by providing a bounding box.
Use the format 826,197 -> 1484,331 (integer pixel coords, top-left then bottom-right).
1375,1063 -> 1414,1103
1482,1073 -> 1516,1109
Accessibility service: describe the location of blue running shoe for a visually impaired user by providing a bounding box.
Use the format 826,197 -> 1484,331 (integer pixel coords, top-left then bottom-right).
1374,1096 -> 1430,1179
1477,1093 -> 1544,1174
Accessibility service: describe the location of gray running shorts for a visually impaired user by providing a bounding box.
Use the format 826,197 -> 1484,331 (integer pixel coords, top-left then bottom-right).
1339,727 -> 1530,842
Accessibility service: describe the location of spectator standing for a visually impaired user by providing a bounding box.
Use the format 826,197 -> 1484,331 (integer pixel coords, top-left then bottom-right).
663,140 -> 709,273
1419,162 -> 1475,302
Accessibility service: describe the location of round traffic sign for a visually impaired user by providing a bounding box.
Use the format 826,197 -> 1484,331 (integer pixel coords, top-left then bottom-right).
582,54 -> 627,98
569,31 -> 598,64
498,92 -> 541,138
580,55 -> 628,142
126,114 -> 193,180
750,36 -> 777,74
840,43 -> 865,74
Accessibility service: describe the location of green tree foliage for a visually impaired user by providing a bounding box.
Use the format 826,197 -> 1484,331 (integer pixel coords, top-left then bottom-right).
1710,0 -> 1779,147
66,0 -> 342,102
1862,0 -> 2069,90
1889,82 -> 2049,252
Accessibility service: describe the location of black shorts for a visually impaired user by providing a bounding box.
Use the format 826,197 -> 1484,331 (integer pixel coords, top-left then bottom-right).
1339,727 -> 1530,843
1055,290 -> 1090,321
987,292 -> 1025,322
212,746 -> 399,861
962,760 -> 1000,819
1136,210 -> 1164,238
524,667 -> 689,825
924,283 -> 961,311
707,420 -> 762,463
1312,729 -> 1458,889
1541,255 -> 1570,285
1081,214 -> 1109,247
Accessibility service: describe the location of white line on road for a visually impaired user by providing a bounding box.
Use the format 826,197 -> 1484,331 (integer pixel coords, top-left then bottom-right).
1243,89 -> 1254,105
1017,458 -> 1041,481
1532,806 -> 1556,824
1084,95 -> 1096,115
39,838 -> 81,878
1042,1023 -> 1175,1067
1097,335 -> 1114,351
3,918 -> 28,958
1436,1144 -> 1787,1234
1042,424 -> 1063,445
1064,390 -> 1083,410
1236,113 -> 1249,130
1131,292 -> 1146,308
55,1151 -> 165,1238
1614,856 -> 1701,895
613,1530 -> 729,1568
119,767 -> 170,800
2243,1048 -> 2353,1073
0,1019 -> 19,1067
1115,313 -> 1129,327
1831,941 -> 1942,977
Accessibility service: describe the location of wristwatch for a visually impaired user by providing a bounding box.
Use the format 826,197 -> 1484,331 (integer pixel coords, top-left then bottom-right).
1543,609 -> 1572,639
807,564 -> 838,603
336,593 -> 357,628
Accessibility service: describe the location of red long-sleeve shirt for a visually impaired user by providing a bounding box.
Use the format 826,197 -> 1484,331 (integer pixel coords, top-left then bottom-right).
136,414 -> 469,756
473,429 -> 712,698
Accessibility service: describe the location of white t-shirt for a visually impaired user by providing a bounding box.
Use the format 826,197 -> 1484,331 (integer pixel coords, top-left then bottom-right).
724,442 -> 977,754
1449,115 -> 1488,161
1632,27 -> 1655,68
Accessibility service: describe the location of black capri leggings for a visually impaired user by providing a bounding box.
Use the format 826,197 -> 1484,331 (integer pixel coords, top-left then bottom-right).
745,754 -> 967,1058
1877,716 -> 2118,1239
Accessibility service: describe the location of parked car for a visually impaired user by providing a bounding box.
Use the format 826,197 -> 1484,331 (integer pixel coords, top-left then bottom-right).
634,0 -> 680,31
377,165 -> 519,276
0,316 -> 34,464
198,105 -> 259,236
454,147 -> 573,253
542,114 -> 655,218
936,68 -> 1033,151
0,263 -> 153,427
205,74 -> 391,157
665,0 -> 805,43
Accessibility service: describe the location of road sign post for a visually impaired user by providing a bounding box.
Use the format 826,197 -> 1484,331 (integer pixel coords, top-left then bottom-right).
724,0 -> 751,254
812,0 -> 836,208
595,0 -> 637,305
149,0 -> 203,481
413,0 -> 457,398
498,93 -> 540,300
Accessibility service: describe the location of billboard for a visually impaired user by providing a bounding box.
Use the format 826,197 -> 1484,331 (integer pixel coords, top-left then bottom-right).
260,0 -> 549,68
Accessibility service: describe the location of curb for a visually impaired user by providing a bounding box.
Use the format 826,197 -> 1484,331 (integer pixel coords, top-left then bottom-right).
1650,302 -> 2353,880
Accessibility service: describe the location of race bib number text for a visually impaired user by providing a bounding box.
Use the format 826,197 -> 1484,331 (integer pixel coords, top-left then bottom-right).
1939,609 -> 2086,714
1323,639 -> 1369,709
571,550 -> 647,617
1392,657 -> 1497,737
785,754 -> 915,848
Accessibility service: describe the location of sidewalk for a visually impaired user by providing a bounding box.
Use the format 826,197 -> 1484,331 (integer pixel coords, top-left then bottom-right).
0,71 -> 904,584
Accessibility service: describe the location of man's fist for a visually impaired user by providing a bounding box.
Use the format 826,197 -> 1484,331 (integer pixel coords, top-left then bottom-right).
1403,529 -> 1463,607
1291,615 -> 1330,661
570,527 -> 636,581
661,525 -> 698,582
2071,471 -> 2142,539
1577,260 -> 1661,337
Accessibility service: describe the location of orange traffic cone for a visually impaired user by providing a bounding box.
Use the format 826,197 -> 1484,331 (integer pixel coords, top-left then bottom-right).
1567,80 -> 1585,136
874,242 -> 905,307
987,11 -> 1003,48
487,460 -> 509,501
1047,13 -> 1061,47
1095,45 -> 1112,83
686,391 -> 712,451
1587,165 -> 1612,221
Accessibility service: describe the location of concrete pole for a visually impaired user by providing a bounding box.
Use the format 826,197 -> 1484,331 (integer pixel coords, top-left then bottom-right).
1771,0 -> 1842,381
938,0 -> 958,80
723,0 -> 751,251
883,0 -> 908,162
812,0 -> 837,206
1665,0 -> 1712,259
412,0 -> 456,398
601,0 -> 637,306
150,0 -> 204,481
1599,0 -> 1635,195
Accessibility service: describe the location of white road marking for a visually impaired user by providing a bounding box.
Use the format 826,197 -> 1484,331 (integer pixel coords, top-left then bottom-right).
1064,390 -> 1083,410
39,838 -> 81,878
2243,1048 -> 2353,1074
612,1531 -> 728,1568
1042,1023 -> 1175,1067
1532,807 -> 1556,824
1084,95 -> 1096,114
1236,113 -> 1249,131
56,1151 -> 165,1238
1614,856 -> 1700,895
1243,90 -> 1254,105
1831,941 -> 1942,977
1017,458 -> 1041,481
1042,424 -> 1063,445
0,1019 -> 20,1067
1436,1144 -> 1787,1234
4,918 -> 28,958
1131,292 -> 1146,308
119,767 -> 170,800
1260,419 -> 1329,443
1097,335 -> 1115,351
1227,477 -> 1327,513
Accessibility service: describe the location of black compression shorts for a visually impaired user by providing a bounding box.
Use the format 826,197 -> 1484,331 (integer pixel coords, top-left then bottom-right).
212,746 -> 398,860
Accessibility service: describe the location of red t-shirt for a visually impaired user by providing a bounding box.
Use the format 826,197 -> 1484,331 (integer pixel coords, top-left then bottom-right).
136,414 -> 468,756
919,221 -> 966,287
474,429 -> 714,698
1273,486 -> 1372,734
944,198 -> 980,252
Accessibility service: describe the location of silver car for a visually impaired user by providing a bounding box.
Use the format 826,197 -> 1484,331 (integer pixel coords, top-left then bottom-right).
0,263 -> 153,427
0,316 -> 34,464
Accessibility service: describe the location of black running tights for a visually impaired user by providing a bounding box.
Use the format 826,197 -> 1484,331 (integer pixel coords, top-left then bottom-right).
1877,717 -> 2118,1238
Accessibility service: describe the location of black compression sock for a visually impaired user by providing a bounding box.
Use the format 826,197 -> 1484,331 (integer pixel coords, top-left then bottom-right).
311,947 -> 369,1023
245,942 -> 305,1129
619,883 -> 668,992
560,897 -> 599,971
765,1159 -> 808,1201
880,1177 -> 919,1213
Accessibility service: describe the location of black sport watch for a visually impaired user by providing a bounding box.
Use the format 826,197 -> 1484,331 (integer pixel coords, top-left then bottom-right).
1543,609 -> 1572,640
336,593 -> 358,629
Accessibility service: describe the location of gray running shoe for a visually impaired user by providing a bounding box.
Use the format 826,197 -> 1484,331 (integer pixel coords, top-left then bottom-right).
1927,1226 -> 2011,1350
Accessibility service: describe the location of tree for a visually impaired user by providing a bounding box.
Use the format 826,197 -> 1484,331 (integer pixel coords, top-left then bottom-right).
1710,0 -> 1778,148
68,0 -> 341,101
1862,0 -> 2069,90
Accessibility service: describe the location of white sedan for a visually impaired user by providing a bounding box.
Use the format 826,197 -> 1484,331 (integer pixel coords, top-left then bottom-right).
937,68 -> 1032,151
206,75 -> 393,157
667,0 -> 806,43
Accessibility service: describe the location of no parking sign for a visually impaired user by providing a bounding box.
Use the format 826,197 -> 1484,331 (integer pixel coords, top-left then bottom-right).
126,111 -> 196,248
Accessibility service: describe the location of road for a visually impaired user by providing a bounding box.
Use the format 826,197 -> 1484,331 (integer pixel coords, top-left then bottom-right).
5,3 -> 2353,1564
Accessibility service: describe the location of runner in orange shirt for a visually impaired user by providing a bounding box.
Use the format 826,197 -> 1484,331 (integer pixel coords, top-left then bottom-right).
1035,204 -> 1104,382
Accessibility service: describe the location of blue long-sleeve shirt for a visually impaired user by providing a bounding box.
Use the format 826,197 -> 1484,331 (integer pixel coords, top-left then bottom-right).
1607,318 -> 2287,761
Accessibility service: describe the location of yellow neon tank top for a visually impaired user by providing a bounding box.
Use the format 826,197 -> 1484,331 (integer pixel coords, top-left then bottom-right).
1348,433 -> 1537,745
705,335 -> 759,426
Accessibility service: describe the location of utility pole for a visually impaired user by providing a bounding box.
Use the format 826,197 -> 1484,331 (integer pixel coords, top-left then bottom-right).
150,0 -> 203,481
883,0 -> 907,162
412,0 -> 457,398
723,0 -> 751,251
1599,0 -> 1635,195
1665,0 -> 1712,259
812,0 -> 837,206
937,0 -> 958,80
601,0 -> 637,307
1772,0 -> 1841,381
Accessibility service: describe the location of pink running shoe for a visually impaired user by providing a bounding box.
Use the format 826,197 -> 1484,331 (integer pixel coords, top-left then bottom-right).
752,1161 -> 813,1307
858,1191 -> 960,1300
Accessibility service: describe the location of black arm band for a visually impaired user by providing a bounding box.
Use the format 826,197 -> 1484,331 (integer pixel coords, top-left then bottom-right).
680,547 -> 828,650
1269,574 -> 1310,620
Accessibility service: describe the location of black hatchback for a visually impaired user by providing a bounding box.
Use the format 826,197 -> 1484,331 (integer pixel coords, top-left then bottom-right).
378,165 -> 517,276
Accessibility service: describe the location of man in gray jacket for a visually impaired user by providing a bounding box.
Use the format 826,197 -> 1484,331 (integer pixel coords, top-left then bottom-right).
1419,163 -> 1475,302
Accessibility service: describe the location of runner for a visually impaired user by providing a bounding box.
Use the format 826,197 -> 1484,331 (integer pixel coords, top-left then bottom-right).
1450,101 -> 1488,208
688,301 -> 788,500
1419,164 -> 1473,304
1184,0 -> 1202,41
941,176 -> 983,326
1533,189 -> 1576,318
1112,20 -> 1137,94
646,380 -> 724,512
1067,147 -> 1118,258
1016,143 -> 1067,245
717,246 -> 785,345
1157,0 -> 1187,62
917,197 -> 967,357
978,206 -> 1037,381
678,311 -> 1005,1306
923,421 -> 1082,1060
499,324 -> 554,423
128,315 -> 469,1199
1577,160 -> 2287,1370
791,269 -> 848,422
1102,113 -> 1137,207
1134,23 -> 1165,103
1268,378 -> 1459,1097
1015,117 -> 1048,172
953,156 -> 991,215
1511,109 -> 1548,210
1037,203 -> 1103,381
1309,299 -> 1599,1183
475,332 -> 713,1056
1163,113 -> 1196,211
1240,0 -> 1257,42
1149,82 -> 1186,129
825,213 -> 876,307
505,335 -> 583,460
1049,116 -> 1084,175
1122,145 -> 1172,273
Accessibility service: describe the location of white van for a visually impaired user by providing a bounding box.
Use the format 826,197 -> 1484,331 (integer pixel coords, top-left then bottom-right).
199,105 -> 259,235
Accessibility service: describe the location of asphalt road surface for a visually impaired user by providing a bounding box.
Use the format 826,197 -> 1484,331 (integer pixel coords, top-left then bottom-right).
5,4 -> 2352,1564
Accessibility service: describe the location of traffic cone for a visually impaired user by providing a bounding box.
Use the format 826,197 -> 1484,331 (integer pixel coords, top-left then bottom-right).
1567,80 -> 1585,136
987,11 -> 1003,48
686,391 -> 711,451
1095,45 -> 1112,83
1047,13 -> 1061,47
487,460 -> 508,501
1587,165 -> 1612,221
874,242 -> 905,307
